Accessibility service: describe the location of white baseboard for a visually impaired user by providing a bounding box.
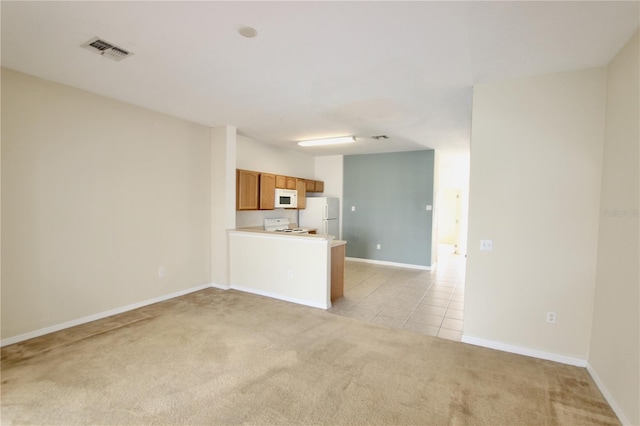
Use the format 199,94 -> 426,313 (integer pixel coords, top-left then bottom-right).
1,283 -> 213,347
211,282 -> 230,290
461,335 -> 587,367
461,336 -> 631,424
346,257 -> 433,270
586,362 -> 630,425
231,285 -> 329,310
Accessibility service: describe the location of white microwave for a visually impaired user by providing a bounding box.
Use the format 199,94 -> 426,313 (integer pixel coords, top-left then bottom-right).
275,188 -> 298,208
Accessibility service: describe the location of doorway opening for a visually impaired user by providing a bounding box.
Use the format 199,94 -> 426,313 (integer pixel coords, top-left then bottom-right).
436,151 -> 470,258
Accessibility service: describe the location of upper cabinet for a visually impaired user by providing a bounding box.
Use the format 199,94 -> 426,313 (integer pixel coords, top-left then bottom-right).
296,178 -> 307,210
236,169 -> 323,210
306,179 -> 324,193
275,175 -> 297,190
286,176 -> 297,190
236,169 -> 260,210
305,179 -> 315,192
259,173 -> 276,210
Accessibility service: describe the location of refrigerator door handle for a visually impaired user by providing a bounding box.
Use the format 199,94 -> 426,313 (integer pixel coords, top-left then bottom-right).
324,221 -> 328,235
324,204 -> 328,220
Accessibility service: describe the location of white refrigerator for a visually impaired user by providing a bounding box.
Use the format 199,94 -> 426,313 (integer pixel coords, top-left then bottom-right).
299,197 -> 339,238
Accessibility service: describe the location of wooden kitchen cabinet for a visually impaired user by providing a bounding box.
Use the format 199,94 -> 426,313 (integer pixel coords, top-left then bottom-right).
296,178 -> 306,209
275,175 -> 287,189
236,169 -> 259,210
286,176 -> 296,189
259,173 -> 276,210
331,243 -> 345,302
236,169 -> 277,210
305,179 -> 325,193
305,179 -> 315,192
275,175 -> 297,190
237,169 -> 321,210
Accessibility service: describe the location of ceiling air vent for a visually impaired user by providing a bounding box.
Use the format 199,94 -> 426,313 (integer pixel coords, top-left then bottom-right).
81,37 -> 133,62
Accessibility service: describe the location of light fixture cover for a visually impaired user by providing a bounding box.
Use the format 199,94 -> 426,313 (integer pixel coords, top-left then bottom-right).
298,136 -> 356,147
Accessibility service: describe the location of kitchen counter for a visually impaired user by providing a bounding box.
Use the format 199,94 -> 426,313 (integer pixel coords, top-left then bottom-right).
331,239 -> 347,248
233,227 -> 346,247
227,227 -> 346,309
233,226 -> 319,236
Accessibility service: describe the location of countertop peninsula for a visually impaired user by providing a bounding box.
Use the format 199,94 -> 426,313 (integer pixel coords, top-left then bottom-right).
227,227 -> 346,308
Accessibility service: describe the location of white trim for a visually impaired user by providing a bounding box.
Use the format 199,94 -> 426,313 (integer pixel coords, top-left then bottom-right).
1,283 -> 213,347
231,285 -> 329,310
461,335 -> 587,367
211,282 -> 230,290
586,362 -> 630,425
346,257 -> 433,271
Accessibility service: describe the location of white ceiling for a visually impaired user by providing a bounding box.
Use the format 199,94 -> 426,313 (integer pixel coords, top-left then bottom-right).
2,1 -> 638,156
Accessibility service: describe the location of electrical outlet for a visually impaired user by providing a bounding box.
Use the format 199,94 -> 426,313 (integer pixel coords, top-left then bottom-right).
480,240 -> 493,251
351,206 -> 356,212
287,270 -> 293,278
546,312 -> 556,324
158,267 -> 165,279
376,244 -> 381,250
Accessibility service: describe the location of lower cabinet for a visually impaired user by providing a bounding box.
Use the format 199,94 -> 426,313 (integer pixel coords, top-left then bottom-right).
331,243 -> 345,302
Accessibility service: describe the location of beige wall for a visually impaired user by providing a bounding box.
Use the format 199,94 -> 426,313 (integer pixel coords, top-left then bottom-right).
589,32 -> 639,426
465,68 -> 607,361
1,69 -> 212,340
313,155 -> 343,200
236,135 -> 315,178
210,125 -> 236,287
313,155 -> 344,237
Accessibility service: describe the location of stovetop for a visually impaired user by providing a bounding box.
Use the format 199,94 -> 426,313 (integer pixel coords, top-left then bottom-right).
275,228 -> 307,233
263,217 -> 308,233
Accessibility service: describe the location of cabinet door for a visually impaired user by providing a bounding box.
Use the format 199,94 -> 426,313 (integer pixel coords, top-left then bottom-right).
305,179 -> 316,192
331,244 -> 345,302
286,176 -> 297,190
259,173 -> 276,210
236,169 -> 259,210
275,175 -> 287,189
314,180 -> 324,193
296,179 -> 306,209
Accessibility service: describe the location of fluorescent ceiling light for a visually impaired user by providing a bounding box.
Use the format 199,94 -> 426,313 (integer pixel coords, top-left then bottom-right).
297,136 -> 356,147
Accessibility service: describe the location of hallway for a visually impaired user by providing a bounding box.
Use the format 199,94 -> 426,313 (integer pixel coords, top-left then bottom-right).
328,254 -> 466,341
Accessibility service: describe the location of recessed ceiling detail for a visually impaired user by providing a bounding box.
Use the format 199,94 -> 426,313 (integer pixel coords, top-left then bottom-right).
81,37 -> 133,61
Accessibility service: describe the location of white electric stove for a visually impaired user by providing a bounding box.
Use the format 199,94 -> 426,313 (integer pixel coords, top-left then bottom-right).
263,217 -> 309,233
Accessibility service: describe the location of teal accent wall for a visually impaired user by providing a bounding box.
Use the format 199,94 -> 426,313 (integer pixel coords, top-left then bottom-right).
343,150 -> 435,267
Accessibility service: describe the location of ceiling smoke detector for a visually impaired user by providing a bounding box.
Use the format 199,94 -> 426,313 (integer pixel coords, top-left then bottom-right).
81,37 -> 133,61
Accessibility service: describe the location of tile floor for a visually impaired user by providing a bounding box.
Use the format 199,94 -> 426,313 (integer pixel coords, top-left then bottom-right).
329,253 -> 466,341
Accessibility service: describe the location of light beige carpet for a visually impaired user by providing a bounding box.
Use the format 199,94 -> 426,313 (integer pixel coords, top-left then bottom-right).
1,289 -> 619,425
